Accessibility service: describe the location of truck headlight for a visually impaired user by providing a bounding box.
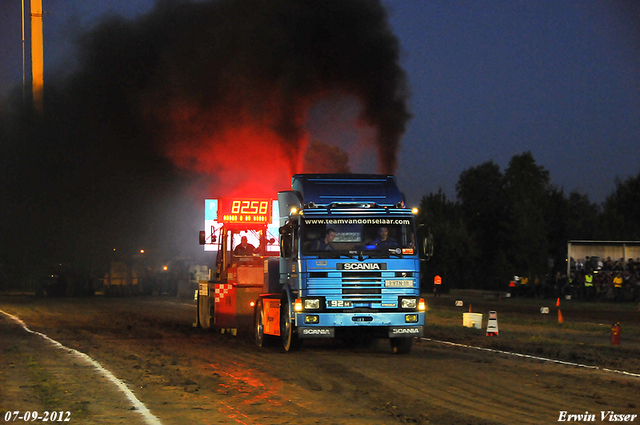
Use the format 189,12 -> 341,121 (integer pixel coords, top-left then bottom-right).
400,298 -> 417,309
304,298 -> 320,310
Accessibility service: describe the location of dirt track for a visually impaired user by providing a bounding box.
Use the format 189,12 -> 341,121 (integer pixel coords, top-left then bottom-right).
1,295 -> 639,424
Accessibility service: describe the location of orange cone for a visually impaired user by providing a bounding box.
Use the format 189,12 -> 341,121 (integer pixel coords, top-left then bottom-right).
558,309 -> 564,323
469,304 -> 472,313
556,298 -> 560,307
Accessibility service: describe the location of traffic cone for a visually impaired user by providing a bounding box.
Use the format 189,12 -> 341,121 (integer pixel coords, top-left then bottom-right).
469,304 -> 472,313
556,297 -> 560,307
558,309 -> 564,324
486,311 -> 499,336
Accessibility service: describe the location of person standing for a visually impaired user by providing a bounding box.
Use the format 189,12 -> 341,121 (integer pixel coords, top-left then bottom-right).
584,271 -> 594,301
613,272 -> 623,302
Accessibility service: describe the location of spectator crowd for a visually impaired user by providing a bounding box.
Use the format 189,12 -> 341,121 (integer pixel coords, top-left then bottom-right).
510,257 -> 640,302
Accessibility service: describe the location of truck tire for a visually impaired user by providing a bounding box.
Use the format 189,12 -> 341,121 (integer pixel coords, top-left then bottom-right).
254,298 -> 275,347
280,296 -> 302,352
390,337 -> 413,354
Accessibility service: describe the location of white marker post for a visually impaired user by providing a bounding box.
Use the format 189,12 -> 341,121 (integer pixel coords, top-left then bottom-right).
486,310 -> 499,336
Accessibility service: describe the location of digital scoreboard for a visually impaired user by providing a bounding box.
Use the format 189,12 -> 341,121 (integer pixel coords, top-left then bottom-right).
217,198 -> 273,224
204,198 -> 279,252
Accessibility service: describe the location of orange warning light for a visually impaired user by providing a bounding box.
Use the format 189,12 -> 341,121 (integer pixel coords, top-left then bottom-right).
418,298 -> 426,311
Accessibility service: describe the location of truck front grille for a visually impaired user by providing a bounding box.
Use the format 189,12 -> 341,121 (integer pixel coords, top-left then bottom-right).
340,271 -> 383,302
306,270 -> 412,306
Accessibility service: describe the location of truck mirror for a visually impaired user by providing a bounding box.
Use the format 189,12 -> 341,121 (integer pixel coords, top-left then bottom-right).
423,234 -> 434,258
279,224 -> 294,258
280,237 -> 292,258
279,223 -> 293,235
418,226 -> 434,259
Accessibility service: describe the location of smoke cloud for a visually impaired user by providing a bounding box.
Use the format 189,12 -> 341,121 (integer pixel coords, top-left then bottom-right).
1,0 -> 410,275
78,0 -> 410,189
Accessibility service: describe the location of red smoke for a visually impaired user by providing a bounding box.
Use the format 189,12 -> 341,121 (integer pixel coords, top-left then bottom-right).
157,91 -> 381,198
164,116 -> 306,197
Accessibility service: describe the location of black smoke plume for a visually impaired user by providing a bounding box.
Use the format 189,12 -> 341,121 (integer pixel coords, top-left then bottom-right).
77,0 -> 409,173
0,0 -> 410,280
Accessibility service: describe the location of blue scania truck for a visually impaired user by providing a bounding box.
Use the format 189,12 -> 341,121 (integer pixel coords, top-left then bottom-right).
255,174 -> 428,354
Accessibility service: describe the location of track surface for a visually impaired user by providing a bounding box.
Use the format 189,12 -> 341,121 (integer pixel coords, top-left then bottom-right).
1,296 -> 639,424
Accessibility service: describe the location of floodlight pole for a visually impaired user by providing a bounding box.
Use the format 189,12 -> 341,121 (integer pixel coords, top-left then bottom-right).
22,0 -> 26,105
30,0 -> 44,113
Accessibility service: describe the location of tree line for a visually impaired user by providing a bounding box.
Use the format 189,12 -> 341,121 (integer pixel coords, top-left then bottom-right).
417,151 -> 640,290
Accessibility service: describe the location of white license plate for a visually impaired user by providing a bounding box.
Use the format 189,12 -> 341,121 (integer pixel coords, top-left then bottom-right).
385,280 -> 413,288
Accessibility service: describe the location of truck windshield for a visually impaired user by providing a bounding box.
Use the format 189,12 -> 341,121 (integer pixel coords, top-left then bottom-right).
301,217 -> 416,256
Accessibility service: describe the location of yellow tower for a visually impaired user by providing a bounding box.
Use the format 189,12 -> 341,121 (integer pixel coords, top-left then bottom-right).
30,0 -> 44,113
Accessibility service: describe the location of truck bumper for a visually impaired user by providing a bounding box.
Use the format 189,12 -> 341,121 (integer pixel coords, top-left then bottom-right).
295,312 -> 424,338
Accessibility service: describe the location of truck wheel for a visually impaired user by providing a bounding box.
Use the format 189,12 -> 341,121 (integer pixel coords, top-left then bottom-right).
254,299 -> 274,347
390,337 -> 413,354
280,297 -> 302,352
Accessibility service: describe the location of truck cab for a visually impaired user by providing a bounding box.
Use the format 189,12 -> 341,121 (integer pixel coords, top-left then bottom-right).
258,174 -> 427,353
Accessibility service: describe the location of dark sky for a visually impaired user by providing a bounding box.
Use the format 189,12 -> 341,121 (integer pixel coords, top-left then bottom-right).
1,0 -> 639,276
2,0 -> 639,202
382,1 -> 640,204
